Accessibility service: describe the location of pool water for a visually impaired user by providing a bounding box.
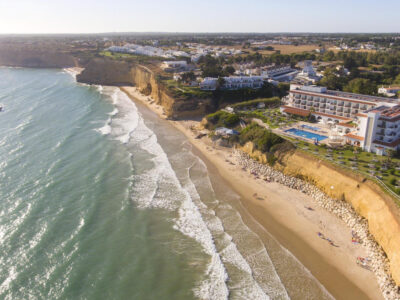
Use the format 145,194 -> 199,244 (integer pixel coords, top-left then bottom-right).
285,128 -> 327,141
300,124 -> 320,131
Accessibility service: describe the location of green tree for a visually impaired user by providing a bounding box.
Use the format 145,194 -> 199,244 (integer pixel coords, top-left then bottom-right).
319,68 -> 347,90
216,77 -> 226,90
394,73 -> 400,84
322,50 -> 335,62
224,65 -> 235,75
180,71 -> 196,83
344,78 -> 377,95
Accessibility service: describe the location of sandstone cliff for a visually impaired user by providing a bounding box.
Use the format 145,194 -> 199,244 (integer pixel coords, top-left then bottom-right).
77,58 -> 211,118
0,45 -> 77,68
241,142 -> 400,285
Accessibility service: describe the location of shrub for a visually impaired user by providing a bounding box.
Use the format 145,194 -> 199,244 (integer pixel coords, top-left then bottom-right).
239,123 -> 284,153
205,111 -> 239,129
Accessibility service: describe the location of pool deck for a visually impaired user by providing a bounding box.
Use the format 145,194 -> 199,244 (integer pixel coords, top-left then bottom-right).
275,121 -> 332,144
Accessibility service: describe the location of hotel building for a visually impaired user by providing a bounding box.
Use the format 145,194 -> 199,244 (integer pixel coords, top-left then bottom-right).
281,85 -> 400,154
200,76 -> 264,91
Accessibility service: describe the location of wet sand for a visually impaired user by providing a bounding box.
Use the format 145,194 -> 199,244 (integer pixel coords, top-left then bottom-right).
121,86 -> 383,300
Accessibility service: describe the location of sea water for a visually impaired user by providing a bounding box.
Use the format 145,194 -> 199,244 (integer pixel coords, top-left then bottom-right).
0,68 -> 333,299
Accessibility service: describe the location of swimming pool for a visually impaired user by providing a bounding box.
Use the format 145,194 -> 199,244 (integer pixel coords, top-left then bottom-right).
300,124 -> 320,131
285,128 -> 328,141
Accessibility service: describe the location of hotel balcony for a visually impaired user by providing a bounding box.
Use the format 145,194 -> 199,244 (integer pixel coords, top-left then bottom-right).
338,101 -> 344,106
344,102 -> 351,107
337,107 -> 343,112
320,99 -> 326,103
377,130 -> 385,135
352,103 -> 359,108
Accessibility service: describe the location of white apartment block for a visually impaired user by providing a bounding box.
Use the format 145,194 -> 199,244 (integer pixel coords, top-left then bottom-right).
281,85 -> 400,154
261,65 -> 295,78
161,61 -> 188,71
200,76 -> 264,91
378,86 -> 400,97
346,106 -> 400,155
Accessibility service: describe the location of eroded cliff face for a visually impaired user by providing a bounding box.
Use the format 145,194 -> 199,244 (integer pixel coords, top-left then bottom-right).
76,58 -> 134,86
241,142 -> 400,285
0,46 -> 77,68
77,58 -> 211,118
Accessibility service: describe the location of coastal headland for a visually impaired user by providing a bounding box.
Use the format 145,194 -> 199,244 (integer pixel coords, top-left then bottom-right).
2,44 -> 400,298
121,85 -> 389,300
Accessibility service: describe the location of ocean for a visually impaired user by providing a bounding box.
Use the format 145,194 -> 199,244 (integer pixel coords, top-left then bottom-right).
0,68 -> 332,299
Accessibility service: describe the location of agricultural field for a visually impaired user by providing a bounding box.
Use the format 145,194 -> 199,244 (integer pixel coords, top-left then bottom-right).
258,44 -> 322,55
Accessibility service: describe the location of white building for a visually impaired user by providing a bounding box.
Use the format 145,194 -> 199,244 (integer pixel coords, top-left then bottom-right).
378,86 -> 400,97
199,76 -> 265,91
345,105 -> 400,155
161,61 -> 188,71
107,44 -> 190,59
281,85 -> 400,154
261,65 -> 297,79
293,60 -> 321,84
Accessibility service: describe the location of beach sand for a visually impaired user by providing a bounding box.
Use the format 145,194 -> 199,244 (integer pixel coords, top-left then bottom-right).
121,86 -> 384,300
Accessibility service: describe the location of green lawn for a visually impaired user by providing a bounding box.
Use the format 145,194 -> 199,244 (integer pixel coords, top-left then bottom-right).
163,79 -> 212,100
294,140 -> 400,197
237,108 -> 304,129
99,51 -> 165,62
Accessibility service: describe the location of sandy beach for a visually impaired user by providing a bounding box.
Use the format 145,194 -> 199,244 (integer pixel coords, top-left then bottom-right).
121,86 -> 384,300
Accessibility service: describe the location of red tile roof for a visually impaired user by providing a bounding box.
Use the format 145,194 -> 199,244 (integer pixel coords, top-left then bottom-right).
345,134 -> 364,141
355,113 -> 368,117
281,106 -> 310,117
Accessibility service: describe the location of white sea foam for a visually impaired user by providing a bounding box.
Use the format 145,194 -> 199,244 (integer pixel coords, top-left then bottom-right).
102,88 -> 230,299
96,119 -> 112,135
108,108 -> 118,116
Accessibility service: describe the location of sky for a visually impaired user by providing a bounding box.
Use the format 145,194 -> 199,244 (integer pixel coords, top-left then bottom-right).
0,0 -> 399,34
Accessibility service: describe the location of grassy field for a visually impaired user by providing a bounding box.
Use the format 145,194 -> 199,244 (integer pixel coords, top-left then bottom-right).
237,108 -> 305,129
163,79 -> 212,100
257,44 -> 321,55
99,51 -> 165,62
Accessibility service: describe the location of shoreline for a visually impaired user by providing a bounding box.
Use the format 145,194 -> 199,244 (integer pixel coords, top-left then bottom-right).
121,86 -> 385,300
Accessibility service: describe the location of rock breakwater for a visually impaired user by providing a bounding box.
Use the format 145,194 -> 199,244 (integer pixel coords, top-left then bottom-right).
233,149 -> 400,300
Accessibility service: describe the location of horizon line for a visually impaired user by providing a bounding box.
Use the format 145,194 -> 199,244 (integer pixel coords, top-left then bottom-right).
1,31 -> 400,36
